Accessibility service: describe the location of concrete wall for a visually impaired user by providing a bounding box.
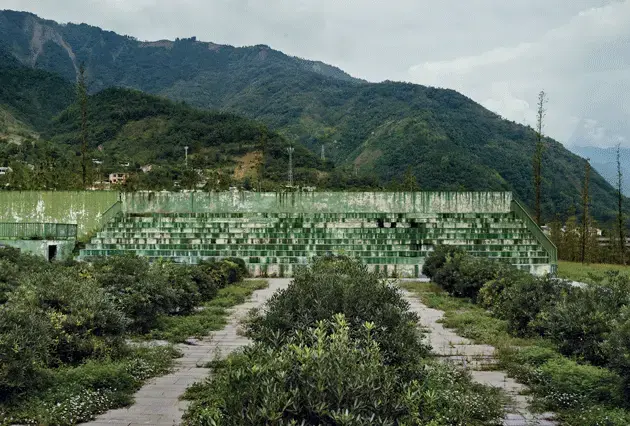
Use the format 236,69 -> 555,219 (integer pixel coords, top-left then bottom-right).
122,191 -> 513,214
0,239 -> 75,261
0,192 -> 119,237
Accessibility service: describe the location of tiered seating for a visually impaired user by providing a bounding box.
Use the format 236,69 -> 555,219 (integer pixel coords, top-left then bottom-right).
80,211 -> 552,277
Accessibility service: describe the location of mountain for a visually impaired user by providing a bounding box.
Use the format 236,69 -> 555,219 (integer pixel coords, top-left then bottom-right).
0,9 -> 626,222
570,145 -> 630,197
0,41 -> 74,138
46,87 -> 330,190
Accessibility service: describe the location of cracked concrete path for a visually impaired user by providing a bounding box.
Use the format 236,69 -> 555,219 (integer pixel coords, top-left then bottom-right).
401,289 -> 557,426
82,278 -> 290,426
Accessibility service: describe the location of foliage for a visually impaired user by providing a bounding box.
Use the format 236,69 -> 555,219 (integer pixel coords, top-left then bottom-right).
0,247 -> 249,423
184,315 -> 503,426
432,252 -> 506,300
148,280 -> 268,343
557,260 -> 630,283
244,257 -> 429,369
421,244 -> 464,279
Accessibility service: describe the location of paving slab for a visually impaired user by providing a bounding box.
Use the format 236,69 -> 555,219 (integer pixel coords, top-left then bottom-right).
81,278 -> 290,426
401,288 -> 558,426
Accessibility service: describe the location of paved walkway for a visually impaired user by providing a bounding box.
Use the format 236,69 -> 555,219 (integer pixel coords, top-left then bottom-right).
401,289 -> 557,426
83,278 -> 290,426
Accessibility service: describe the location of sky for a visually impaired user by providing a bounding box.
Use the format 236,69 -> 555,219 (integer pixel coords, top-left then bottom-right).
3,0 -> 630,148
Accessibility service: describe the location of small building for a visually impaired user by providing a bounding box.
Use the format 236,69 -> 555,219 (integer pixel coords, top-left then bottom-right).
141,164 -> 153,173
109,173 -> 128,184
0,167 -> 12,175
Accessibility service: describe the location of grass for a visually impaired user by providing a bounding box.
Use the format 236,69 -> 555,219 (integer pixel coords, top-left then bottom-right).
401,281 -> 630,425
558,261 -> 630,283
146,279 -> 268,343
0,345 -> 181,426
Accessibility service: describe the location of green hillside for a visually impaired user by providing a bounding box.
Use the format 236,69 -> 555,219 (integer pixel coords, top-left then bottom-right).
46,87 -> 330,190
0,10 -> 625,221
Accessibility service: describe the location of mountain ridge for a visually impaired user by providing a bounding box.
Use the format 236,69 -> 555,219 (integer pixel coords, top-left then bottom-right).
0,9 -> 626,223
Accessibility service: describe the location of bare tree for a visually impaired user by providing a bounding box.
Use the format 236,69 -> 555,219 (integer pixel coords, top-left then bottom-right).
581,159 -> 590,263
533,90 -> 547,225
617,144 -> 626,264
78,63 -> 89,188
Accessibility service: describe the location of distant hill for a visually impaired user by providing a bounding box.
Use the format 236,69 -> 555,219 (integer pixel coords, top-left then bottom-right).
570,145 -> 630,197
0,9 -> 627,222
46,87 -> 330,190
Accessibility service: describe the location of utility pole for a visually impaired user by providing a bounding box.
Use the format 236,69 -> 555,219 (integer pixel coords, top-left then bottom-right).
287,146 -> 294,187
184,146 -> 189,168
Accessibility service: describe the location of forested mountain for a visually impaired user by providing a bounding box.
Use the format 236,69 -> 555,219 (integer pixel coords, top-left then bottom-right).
0,9 -> 626,221
0,42 -> 74,142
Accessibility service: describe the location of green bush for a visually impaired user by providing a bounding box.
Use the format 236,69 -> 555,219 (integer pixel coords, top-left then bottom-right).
184,315 -> 503,426
245,257 -> 428,369
155,261 -> 201,315
433,253 -> 505,300
92,255 -> 174,333
534,358 -> 624,410
18,272 -> 128,365
478,267 -> 534,313
0,301 -> 53,396
494,274 -> 572,337
422,244 -> 464,279
561,405 -> 630,426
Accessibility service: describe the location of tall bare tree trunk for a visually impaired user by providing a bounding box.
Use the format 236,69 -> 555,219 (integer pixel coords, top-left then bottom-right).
533,90 -> 547,225
617,144 -> 626,264
581,159 -> 590,263
78,63 -> 89,189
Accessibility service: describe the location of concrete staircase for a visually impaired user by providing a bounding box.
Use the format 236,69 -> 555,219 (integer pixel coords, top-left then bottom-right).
80,210 -> 552,277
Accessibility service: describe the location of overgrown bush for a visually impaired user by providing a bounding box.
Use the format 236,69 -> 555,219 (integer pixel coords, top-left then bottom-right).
433,253 -> 505,300
184,315 -> 503,426
92,255 -> 175,333
422,244 -> 464,279
491,274 -> 572,337
245,256 -> 428,369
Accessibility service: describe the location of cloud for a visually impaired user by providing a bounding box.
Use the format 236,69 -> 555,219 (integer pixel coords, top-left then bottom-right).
408,0 -> 630,147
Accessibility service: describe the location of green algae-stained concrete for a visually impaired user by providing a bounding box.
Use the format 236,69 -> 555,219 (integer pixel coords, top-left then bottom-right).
0,191 -> 119,237
80,191 -> 555,278
0,239 -> 75,260
122,191 -> 513,214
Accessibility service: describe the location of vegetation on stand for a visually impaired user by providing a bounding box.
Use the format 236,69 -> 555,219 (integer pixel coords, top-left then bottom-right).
183,257 -> 505,425
405,246 -> 630,425
0,247 -> 251,425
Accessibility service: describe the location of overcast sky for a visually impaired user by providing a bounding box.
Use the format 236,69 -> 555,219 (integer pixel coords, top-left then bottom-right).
3,0 -> 630,148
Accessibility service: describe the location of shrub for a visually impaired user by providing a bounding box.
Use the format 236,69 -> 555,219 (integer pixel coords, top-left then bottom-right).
478,267 -> 534,313
534,358 -> 624,410
245,257 -> 428,369
155,261 -> 200,315
184,315 -> 503,426
92,255 -> 174,333
0,301 -> 53,396
433,253 -> 506,300
422,244 -> 464,279
18,271 -> 128,365
494,274 -> 572,337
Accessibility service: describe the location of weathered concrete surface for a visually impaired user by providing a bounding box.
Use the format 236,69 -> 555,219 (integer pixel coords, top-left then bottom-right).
401,288 -> 558,426
81,278 -> 290,426
0,239 -> 75,260
122,191 -> 514,214
0,191 -> 119,237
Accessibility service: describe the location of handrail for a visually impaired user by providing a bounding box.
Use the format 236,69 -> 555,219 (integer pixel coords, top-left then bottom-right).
100,201 -> 122,228
510,199 -> 558,264
0,222 -> 78,240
